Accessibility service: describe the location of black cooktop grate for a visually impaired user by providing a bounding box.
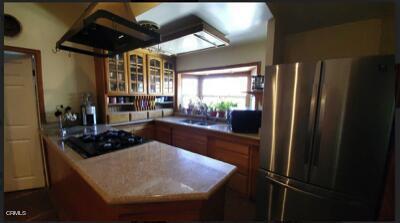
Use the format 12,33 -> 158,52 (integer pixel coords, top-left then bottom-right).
65,130 -> 149,158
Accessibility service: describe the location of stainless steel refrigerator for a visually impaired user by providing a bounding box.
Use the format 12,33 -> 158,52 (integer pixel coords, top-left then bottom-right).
256,55 -> 395,221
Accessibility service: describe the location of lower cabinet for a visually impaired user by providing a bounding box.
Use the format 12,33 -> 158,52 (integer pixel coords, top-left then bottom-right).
154,122 -> 171,144
207,137 -> 251,196
171,127 -> 207,155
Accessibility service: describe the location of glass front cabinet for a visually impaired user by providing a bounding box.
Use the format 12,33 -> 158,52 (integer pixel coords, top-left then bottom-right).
106,53 -> 128,95
163,60 -> 175,95
147,56 -> 162,95
127,51 -> 147,95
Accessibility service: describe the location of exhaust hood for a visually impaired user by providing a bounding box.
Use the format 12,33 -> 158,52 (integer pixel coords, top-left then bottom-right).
147,15 -> 230,56
56,3 -> 161,57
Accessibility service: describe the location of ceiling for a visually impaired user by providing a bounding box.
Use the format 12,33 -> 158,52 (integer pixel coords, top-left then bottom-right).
268,1 -> 395,34
137,3 -> 272,45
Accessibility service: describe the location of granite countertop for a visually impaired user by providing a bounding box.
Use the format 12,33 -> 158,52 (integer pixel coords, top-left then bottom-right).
42,129 -> 237,205
155,116 -> 260,140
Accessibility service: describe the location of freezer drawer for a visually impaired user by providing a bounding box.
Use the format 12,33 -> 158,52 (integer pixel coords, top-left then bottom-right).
256,170 -> 375,221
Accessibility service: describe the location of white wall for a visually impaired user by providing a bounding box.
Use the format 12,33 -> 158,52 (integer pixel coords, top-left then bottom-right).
4,3 -> 97,122
177,40 -> 267,75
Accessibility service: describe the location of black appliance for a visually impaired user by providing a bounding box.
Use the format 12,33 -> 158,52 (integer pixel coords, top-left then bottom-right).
66,130 -> 149,158
230,110 -> 262,133
56,3 -> 161,57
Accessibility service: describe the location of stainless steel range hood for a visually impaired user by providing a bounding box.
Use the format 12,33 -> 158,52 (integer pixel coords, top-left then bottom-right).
56,3 -> 161,57
147,15 -> 230,56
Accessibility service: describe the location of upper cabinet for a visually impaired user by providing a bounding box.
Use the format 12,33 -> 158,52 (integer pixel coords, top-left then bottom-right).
127,51 -> 147,95
163,60 -> 175,96
147,56 -> 163,95
106,53 -> 128,95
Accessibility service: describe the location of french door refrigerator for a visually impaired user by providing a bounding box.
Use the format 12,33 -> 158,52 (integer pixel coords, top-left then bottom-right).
256,55 -> 395,221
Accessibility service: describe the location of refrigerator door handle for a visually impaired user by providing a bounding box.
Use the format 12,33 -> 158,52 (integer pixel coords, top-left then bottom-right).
304,61 -> 322,165
312,63 -> 327,167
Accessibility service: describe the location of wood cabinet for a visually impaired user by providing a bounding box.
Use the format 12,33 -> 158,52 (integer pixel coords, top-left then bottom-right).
147,56 -> 163,95
162,60 -> 175,96
153,121 -> 259,199
127,51 -> 147,95
106,53 -> 128,95
208,138 -> 251,196
172,127 -> 207,155
155,122 -> 172,144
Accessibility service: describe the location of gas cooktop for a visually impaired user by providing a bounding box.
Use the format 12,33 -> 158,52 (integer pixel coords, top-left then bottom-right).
65,129 -> 149,158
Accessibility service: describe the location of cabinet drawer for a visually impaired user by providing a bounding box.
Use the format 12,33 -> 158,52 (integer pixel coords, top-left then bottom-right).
108,113 -> 130,124
162,108 -> 174,117
208,146 -> 249,175
130,111 -> 148,121
208,138 -> 249,156
149,110 -> 162,119
227,173 -> 248,195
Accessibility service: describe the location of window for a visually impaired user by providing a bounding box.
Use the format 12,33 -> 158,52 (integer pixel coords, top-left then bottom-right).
180,74 -> 250,109
202,76 -> 248,108
181,77 -> 198,108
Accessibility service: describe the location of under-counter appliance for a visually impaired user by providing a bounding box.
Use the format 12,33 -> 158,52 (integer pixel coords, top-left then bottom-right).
256,55 -> 395,221
230,110 -> 262,133
66,130 -> 149,158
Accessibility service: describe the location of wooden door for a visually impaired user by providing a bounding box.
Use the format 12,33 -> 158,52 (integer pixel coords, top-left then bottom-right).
4,55 -> 45,192
127,51 -> 147,95
106,53 -> 128,95
162,60 -> 174,96
147,56 -> 162,95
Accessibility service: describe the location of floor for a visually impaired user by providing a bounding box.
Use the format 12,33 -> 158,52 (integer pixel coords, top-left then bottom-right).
4,187 -> 255,221
4,188 -> 58,221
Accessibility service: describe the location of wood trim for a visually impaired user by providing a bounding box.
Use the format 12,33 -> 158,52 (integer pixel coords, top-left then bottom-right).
178,61 -> 262,75
4,45 -> 46,124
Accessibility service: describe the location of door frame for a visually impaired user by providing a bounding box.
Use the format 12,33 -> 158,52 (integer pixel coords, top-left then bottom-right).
4,45 -> 46,124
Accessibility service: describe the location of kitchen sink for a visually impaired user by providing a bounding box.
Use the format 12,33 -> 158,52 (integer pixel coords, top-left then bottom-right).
180,119 -> 216,126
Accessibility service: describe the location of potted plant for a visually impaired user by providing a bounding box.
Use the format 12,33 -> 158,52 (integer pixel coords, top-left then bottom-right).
215,101 -> 228,118
208,103 -> 217,117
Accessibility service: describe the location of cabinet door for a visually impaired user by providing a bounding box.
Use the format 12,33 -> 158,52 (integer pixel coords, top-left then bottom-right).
107,53 -> 128,94
171,127 -> 207,155
128,51 -> 147,95
208,137 -> 251,196
155,123 -> 171,144
147,56 -> 162,95
162,60 -> 175,95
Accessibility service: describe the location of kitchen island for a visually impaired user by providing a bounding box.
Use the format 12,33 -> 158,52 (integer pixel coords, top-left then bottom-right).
41,127 -> 236,221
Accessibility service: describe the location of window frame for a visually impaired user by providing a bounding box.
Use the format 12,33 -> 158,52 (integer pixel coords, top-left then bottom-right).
180,72 -> 252,108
